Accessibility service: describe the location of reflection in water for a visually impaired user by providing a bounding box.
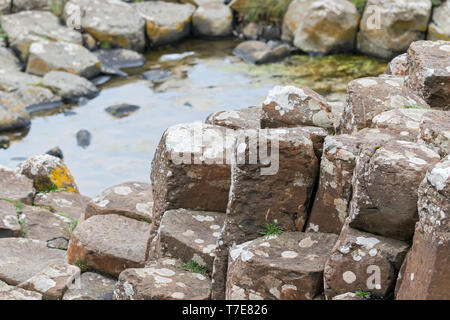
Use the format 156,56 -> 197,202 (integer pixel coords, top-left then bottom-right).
0,39 -> 386,197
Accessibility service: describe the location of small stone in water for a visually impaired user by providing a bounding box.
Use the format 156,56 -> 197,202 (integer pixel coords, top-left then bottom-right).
46,147 -> 64,160
142,69 -> 171,82
0,136 -> 10,149
76,130 -> 91,148
105,104 -> 141,118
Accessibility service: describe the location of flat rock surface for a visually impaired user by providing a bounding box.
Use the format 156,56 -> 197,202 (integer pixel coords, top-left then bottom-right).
0,280 -> 42,300
34,191 -> 90,221
205,106 -> 261,130
63,272 -> 116,300
0,165 -> 34,204
42,71 -> 99,102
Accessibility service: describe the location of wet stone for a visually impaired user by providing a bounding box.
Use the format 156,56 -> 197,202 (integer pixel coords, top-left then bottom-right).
142,69 -> 172,83
85,182 -> 152,222
226,232 -> 338,300
76,130 -> 91,148
114,258 -> 211,300
46,147 -> 64,160
156,209 -> 225,273
67,214 -> 151,276
10,85 -> 63,115
63,272 -> 116,300
105,104 -> 141,118
233,40 -> 291,65
94,49 -> 146,77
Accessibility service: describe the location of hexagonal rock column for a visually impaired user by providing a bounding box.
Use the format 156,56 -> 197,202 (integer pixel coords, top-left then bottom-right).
26,41 -> 101,79
404,40 -> 450,109
34,191 -> 90,221
133,1 -> 195,47
85,182 -> 153,222
0,165 -> 34,204
0,10 -> 82,61
156,209 -> 225,273
63,0 -> 146,52
306,129 -> 399,235
205,106 -> 262,130
16,154 -> 79,194
324,224 -> 409,299
341,76 -> 430,134
226,232 -> 338,300
384,53 -> 408,77
114,258 -> 211,300
63,272 -> 116,300
193,3 -> 233,38
418,110 -> 450,158
357,0 -> 432,60
212,128 -> 319,299
282,0 -> 360,54
261,85 -> 334,131
427,1 -> 450,41
151,122 -> 235,232
348,140 -> 440,241
395,157 -> 450,300
0,200 -> 21,237
0,280 -> 42,300
17,262 -> 80,300
67,214 -> 151,277
0,238 -> 66,285
371,108 -> 430,140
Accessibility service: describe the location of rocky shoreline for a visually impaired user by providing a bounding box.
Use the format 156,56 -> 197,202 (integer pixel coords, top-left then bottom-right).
0,0 -> 450,301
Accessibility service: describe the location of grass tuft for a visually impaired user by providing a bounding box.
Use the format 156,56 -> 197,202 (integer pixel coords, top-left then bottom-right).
72,259 -> 88,272
355,289 -> 371,299
259,222 -> 283,238
182,260 -> 207,275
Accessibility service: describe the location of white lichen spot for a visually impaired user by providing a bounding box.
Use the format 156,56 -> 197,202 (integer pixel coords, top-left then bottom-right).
342,271 -> 356,284
281,251 -> 298,259
171,292 -> 185,299
298,237 -> 318,248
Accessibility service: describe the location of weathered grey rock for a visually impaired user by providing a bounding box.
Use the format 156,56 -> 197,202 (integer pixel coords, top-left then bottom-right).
11,0 -> 48,12
85,182 -> 153,222
395,157 -> 450,299
0,70 -> 41,93
105,104 -> 140,118
233,40 -> 291,64
42,71 -> 99,102
348,140 -> 440,240
418,110 -> 450,158
357,0 -> 432,59
76,129 -> 91,148
0,238 -> 66,285
282,0 -> 360,54
93,49 -> 146,77
114,258 -> 211,300
341,76 -> 429,134
64,0 -> 146,52
18,262 -> 80,300
226,232 -> 338,300
307,129 -> 400,235
404,40 -> 450,109
67,214 -> 151,276
10,85 -> 62,115
27,41 -> 101,78
0,10 -> 82,60
0,280 -> 42,300
384,53 -> 408,77
261,85 -> 334,130
133,1 -> 195,47
0,0 -> 11,14
34,191 -> 90,221
371,108 -> 430,140
63,272 -> 116,300
205,106 -> 261,130
324,224 -> 409,299
16,154 -> 79,194
193,2 -> 233,37
0,47 -> 22,71
0,200 -> 21,238
0,165 -> 34,204
0,91 -> 30,132
427,0 -> 450,41
156,209 -> 225,273
142,69 -> 171,82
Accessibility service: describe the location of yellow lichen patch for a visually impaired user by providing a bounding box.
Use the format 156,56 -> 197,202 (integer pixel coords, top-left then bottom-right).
49,165 -> 79,194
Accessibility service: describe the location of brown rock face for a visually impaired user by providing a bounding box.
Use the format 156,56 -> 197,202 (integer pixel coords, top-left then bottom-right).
0,166 -> 34,204
113,258 -> 211,300
156,209 -> 225,273
395,157 -> 450,300
17,262 -> 80,300
151,122 -> 235,231
67,214 -> 151,276
384,53 -> 408,77
63,272 -> 116,300
419,110 -> 450,158
226,232 -> 338,300
324,225 -> 409,299
205,106 -> 262,130
261,85 -> 334,130
404,40 -> 450,109
0,238 -> 66,285
0,200 -> 21,237
341,76 -> 429,134
34,191 -> 90,221
307,129 -> 399,235
348,140 -> 440,241
85,182 -> 153,222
